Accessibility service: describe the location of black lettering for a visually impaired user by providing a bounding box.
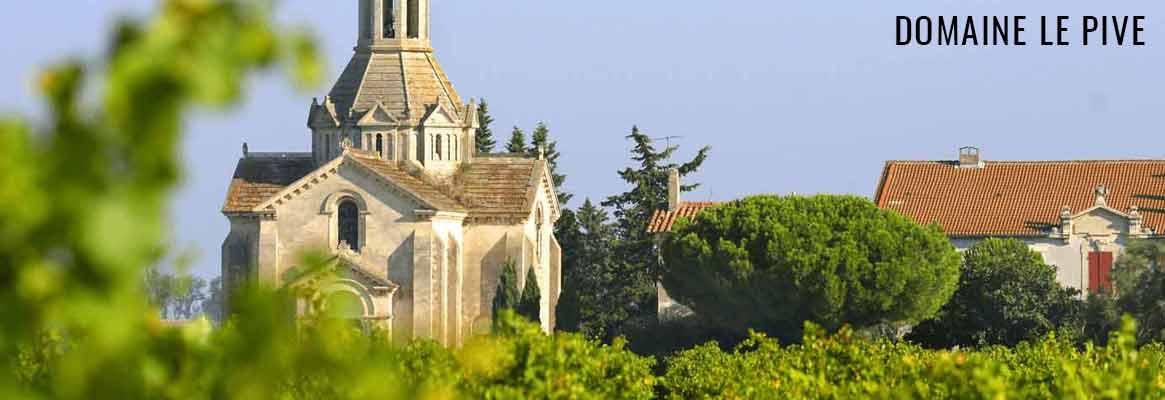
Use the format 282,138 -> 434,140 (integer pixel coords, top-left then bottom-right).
917,17 -> 933,45
897,16 -> 912,45
938,16 -> 958,45
1083,16 -> 1098,46
962,16 -> 978,45
1112,16 -> 1128,45
1041,16 -> 1053,46
1015,16 -> 1027,45
1134,16 -> 1146,45
993,16 -> 1009,45
1057,16 -> 1070,46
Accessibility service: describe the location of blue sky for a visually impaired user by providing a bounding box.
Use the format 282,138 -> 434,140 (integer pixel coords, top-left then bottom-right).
2,0 -> 1162,277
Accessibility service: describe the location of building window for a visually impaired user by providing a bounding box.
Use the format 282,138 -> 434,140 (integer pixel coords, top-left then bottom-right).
535,207 -> 544,262
383,0 -> 396,38
1089,251 -> 1114,294
435,134 -> 444,160
407,0 -> 419,38
338,200 -> 360,251
376,134 -> 385,158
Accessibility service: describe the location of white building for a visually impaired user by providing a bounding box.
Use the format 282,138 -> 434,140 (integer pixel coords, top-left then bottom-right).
220,0 -> 562,345
875,147 -> 1165,294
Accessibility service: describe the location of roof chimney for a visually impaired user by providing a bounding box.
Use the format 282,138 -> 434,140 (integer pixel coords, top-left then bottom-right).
958,146 -> 983,169
668,169 -> 681,211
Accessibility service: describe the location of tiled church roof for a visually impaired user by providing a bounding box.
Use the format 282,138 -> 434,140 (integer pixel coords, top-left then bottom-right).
223,153 -> 545,218
346,152 -> 467,212
875,160 -> 1165,237
647,202 -> 720,233
456,157 -> 544,217
326,51 -> 463,124
222,154 -> 316,213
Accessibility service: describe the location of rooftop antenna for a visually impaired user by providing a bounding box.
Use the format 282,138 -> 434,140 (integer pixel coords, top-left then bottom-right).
652,136 -> 684,147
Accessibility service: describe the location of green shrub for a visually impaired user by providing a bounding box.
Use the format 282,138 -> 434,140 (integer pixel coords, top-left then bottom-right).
910,238 -> 1084,348
660,195 -> 961,341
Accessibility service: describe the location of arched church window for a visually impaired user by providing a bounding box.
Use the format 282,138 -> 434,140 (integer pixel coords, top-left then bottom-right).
376,134 -> 384,158
435,135 -> 444,160
338,200 -> 360,251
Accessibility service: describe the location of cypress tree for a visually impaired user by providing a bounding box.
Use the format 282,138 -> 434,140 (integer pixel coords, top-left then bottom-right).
528,122 -> 572,205
505,126 -> 527,154
474,99 -> 496,155
517,266 -> 542,323
492,260 -> 519,320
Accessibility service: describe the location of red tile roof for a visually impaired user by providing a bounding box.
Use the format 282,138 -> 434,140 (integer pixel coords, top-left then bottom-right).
875,160 -> 1165,237
647,202 -> 720,233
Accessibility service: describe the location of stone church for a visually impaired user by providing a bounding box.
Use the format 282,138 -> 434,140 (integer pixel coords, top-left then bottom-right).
220,0 -> 562,345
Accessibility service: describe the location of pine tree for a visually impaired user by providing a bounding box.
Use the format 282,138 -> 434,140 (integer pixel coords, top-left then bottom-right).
517,266 -> 543,323
505,126 -> 526,154
474,99 -> 496,155
555,199 -> 626,339
528,122 -> 572,205
600,126 -> 709,336
492,260 -> 520,321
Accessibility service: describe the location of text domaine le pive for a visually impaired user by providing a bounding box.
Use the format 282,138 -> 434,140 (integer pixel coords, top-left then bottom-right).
897,16 -> 1146,46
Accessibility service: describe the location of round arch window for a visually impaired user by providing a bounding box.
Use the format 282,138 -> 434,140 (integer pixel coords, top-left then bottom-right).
338,200 -> 360,251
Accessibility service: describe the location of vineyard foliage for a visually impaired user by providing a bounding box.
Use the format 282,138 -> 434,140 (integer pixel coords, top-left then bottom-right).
4,1 -> 1165,399
662,319 -> 1165,400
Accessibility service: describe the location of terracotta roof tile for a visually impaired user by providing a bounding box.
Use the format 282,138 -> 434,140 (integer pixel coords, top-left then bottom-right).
648,201 -> 720,233
222,154 -> 316,213
875,160 -> 1165,237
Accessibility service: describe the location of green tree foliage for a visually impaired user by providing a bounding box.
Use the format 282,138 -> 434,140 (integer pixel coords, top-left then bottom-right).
1112,239 -> 1165,294
1106,239 -> 1165,343
527,122 -> 571,205
505,126 -> 526,154
517,267 -> 543,323
1081,293 -> 1122,346
492,260 -> 520,320
1118,265 -> 1165,343
910,238 -> 1083,348
661,195 -> 961,342
474,99 -> 496,155
554,199 -> 636,340
662,319 -> 1165,399
0,0 -> 321,397
203,277 -> 225,324
602,126 -> 708,338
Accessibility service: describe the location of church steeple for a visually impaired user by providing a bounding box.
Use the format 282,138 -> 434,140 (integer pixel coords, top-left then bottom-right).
358,0 -> 431,50
309,0 -> 477,175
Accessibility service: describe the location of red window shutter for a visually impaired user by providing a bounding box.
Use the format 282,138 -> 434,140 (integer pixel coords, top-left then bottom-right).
1088,252 -> 1114,294
1088,252 -> 1099,294
1099,252 -> 1114,293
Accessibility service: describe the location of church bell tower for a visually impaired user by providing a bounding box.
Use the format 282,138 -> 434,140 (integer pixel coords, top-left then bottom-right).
308,0 -> 480,176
